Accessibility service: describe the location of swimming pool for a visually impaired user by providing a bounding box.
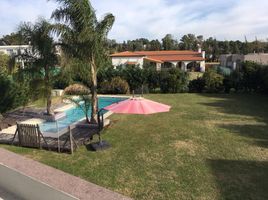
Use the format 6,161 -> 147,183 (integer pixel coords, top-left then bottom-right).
39,97 -> 127,133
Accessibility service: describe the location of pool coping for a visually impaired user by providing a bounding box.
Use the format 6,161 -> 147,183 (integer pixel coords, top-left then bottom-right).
0,95 -> 130,138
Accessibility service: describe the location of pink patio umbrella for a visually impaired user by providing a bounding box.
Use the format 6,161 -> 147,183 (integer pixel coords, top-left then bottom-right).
104,97 -> 171,115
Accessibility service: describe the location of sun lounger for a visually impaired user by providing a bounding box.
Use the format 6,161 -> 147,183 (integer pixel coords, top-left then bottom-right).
11,123 -> 49,149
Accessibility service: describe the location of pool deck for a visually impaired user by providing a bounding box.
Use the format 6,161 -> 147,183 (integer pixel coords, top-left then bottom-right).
0,148 -> 132,200
0,126 -> 101,153
0,95 -> 129,152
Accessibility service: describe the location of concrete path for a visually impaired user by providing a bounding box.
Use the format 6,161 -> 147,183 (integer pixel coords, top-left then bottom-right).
0,148 -> 132,200
0,187 -> 22,200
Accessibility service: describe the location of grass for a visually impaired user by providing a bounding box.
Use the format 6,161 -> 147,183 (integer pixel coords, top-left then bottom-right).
1,94 -> 268,200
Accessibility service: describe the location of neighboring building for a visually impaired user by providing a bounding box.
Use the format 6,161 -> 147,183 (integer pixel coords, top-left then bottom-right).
111,50 -> 206,72
0,45 -> 32,68
0,45 -> 31,57
220,53 -> 268,70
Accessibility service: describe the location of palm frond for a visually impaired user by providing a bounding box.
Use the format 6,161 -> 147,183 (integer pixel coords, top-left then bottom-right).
96,14 -> 115,37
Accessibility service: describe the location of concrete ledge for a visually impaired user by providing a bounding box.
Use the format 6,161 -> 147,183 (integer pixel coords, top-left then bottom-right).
0,148 -> 132,200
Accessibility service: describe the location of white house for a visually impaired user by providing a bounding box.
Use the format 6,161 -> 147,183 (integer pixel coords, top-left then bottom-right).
0,45 -> 31,68
111,49 -> 206,72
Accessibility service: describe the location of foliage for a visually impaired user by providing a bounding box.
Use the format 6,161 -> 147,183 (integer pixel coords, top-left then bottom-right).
224,61 -> 268,94
19,18 -> 59,115
0,32 -> 28,45
162,34 -> 178,50
0,71 -> 30,113
189,78 -> 206,93
64,84 -> 90,96
63,83 -> 91,123
160,68 -> 189,93
100,77 -> 130,94
0,53 -> 10,73
64,95 -> 92,124
202,69 -> 224,93
52,0 -> 115,122
120,65 -> 146,91
143,67 -> 159,92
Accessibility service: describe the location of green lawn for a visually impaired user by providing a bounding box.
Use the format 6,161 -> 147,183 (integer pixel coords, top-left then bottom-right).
1,94 -> 268,200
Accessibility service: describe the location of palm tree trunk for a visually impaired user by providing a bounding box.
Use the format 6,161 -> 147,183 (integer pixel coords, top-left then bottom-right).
45,65 -> 53,115
90,58 -> 98,124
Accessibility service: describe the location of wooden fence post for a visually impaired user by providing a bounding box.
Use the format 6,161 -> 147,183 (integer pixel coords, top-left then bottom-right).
69,126 -> 73,154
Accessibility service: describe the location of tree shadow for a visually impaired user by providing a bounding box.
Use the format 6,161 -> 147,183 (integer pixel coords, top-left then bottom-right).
199,94 -> 268,120
218,124 -> 268,148
198,94 -> 268,148
208,159 -> 268,200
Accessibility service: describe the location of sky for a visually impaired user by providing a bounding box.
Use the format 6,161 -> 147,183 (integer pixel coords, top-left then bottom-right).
0,0 -> 268,42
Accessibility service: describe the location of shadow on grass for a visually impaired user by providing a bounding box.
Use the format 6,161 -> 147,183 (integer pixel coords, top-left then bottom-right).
218,124 -> 268,148
199,94 -> 268,120
198,94 -> 268,148
208,159 -> 268,200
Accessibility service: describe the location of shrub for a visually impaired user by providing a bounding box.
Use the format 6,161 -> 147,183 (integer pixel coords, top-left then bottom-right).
53,69 -> 73,89
100,77 -> 129,94
0,71 -> 30,113
189,78 -> 205,93
120,65 -> 146,91
202,69 -> 224,93
64,84 -> 90,95
144,67 -> 159,92
160,68 -> 189,93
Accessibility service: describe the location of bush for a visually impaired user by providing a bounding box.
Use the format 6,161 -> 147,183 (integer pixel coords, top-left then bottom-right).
120,65 -> 146,91
53,69 -> 73,89
64,84 -> 90,95
144,67 -> 159,92
160,68 -> 189,93
189,77 -> 205,93
0,71 -> 30,113
100,77 -> 129,94
202,69 -> 224,93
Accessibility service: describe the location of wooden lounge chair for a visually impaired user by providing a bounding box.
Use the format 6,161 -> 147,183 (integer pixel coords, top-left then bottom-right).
11,123 -> 49,149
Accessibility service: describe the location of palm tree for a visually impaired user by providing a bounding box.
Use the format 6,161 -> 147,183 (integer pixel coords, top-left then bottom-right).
51,0 -> 115,123
19,19 -> 58,115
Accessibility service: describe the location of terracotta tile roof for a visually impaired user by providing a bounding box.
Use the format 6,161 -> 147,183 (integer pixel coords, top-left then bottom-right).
148,55 -> 204,62
110,51 -> 143,57
110,50 -> 201,57
111,51 -> 204,62
144,57 -> 163,63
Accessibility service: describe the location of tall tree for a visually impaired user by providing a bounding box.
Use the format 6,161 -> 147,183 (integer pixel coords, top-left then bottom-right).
51,0 -> 114,123
19,19 -> 58,115
162,34 -> 178,50
1,32 -> 28,45
180,34 -> 198,50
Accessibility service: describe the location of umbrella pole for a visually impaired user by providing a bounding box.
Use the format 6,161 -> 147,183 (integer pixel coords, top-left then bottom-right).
132,90 -> 135,98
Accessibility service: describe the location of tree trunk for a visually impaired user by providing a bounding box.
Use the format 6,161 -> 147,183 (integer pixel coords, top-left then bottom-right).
45,65 -> 53,115
90,58 -> 98,124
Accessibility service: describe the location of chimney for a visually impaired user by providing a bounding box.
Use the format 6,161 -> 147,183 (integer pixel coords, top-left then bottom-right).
198,44 -> 202,53
202,51 -> 206,59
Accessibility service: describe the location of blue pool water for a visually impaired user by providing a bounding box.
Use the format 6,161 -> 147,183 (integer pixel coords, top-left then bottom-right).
40,97 -> 127,133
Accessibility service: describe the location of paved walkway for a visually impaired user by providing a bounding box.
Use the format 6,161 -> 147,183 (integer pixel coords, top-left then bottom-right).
0,187 -> 22,200
0,148 -> 132,200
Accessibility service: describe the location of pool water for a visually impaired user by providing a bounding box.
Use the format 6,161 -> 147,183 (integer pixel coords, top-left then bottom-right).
40,97 -> 127,133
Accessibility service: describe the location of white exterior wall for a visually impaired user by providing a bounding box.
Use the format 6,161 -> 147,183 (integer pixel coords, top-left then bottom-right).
200,61 -> 206,72
0,45 -> 31,56
112,56 -> 144,68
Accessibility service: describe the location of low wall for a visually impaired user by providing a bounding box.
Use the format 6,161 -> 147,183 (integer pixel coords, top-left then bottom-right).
0,164 -> 78,200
